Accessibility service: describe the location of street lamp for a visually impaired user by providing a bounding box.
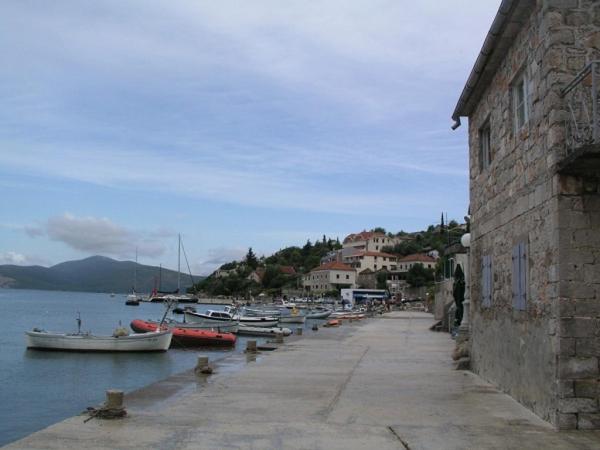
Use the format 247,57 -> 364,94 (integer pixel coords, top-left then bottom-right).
459,232 -> 471,336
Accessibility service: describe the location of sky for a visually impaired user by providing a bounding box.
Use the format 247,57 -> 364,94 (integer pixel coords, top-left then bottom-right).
0,0 -> 500,274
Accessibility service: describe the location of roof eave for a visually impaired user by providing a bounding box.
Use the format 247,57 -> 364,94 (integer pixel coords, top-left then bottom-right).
451,0 -> 535,128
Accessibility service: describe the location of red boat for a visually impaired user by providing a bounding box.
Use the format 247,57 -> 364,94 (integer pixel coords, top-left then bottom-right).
130,320 -> 236,347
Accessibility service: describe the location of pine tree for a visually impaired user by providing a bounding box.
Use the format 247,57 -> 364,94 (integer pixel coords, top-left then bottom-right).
245,247 -> 258,269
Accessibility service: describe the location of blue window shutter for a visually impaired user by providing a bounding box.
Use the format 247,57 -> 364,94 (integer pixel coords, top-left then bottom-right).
488,256 -> 493,307
481,256 -> 487,307
519,242 -> 528,310
512,245 -> 520,308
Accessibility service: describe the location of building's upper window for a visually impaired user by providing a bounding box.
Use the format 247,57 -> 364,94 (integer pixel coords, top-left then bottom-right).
345,274 -> 349,280
479,121 -> 492,171
336,274 -> 340,279
512,71 -> 529,131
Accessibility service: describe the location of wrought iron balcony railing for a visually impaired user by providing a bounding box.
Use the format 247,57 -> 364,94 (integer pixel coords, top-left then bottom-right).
562,61 -> 600,154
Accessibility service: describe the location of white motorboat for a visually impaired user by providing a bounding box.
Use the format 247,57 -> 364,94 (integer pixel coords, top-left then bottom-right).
278,315 -> 306,324
25,328 -> 172,352
186,308 -> 279,328
304,309 -> 332,319
236,324 -> 292,337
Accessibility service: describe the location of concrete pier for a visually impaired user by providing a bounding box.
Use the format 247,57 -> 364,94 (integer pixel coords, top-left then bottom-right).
4,311 -> 600,449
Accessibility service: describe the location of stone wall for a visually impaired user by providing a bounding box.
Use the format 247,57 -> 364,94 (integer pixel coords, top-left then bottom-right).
467,0 -> 600,429
557,172 -> 600,429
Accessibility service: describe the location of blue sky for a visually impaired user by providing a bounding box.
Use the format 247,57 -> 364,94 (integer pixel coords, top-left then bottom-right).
0,0 -> 499,274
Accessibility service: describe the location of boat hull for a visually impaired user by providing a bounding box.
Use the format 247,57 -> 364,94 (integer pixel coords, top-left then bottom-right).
130,320 -> 236,347
236,325 -> 292,337
304,310 -> 332,319
25,330 -> 172,352
278,315 -> 306,324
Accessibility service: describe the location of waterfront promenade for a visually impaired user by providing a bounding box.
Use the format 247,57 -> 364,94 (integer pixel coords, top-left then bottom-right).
5,311 -> 600,449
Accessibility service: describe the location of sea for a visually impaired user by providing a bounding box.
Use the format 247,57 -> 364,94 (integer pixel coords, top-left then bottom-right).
0,289 -> 268,446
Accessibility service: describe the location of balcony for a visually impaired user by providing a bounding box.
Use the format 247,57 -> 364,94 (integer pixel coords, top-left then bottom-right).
560,61 -> 600,175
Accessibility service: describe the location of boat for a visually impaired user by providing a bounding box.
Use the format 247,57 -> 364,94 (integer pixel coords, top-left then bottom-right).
304,309 -> 332,319
130,319 -> 236,347
323,319 -> 340,327
149,235 -> 199,303
185,307 -> 279,328
236,324 -> 292,337
25,317 -> 172,352
148,318 -> 238,333
278,307 -> 306,324
126,249 -> 145,305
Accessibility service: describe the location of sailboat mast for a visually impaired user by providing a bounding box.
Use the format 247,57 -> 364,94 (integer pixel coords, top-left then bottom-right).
134,248 -> 138,292
177,233 -> 181,292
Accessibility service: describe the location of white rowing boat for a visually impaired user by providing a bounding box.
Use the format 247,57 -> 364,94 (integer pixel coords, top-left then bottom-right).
25,328 -> 172,352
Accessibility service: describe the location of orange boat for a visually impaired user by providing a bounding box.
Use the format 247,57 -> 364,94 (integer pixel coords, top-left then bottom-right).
323,319 -> 340,327
130,319 -> 236,347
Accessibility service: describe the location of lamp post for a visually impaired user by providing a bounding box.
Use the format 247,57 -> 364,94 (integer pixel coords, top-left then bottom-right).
458,232 -> 471,337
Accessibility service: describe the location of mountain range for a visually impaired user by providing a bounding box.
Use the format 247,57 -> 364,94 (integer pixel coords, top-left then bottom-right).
0,255 -> 203,293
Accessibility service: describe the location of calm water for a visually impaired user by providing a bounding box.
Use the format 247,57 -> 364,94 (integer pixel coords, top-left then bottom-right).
0,289 -> 265,446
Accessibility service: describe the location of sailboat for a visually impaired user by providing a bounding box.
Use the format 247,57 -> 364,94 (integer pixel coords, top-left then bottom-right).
126,249 -> 143,305
149,234 -> 198,304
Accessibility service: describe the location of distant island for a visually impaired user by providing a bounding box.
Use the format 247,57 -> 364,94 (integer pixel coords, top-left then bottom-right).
0,255 -> 202,294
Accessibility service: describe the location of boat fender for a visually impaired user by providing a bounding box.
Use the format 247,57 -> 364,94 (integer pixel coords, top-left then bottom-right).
113,327 -> 129,337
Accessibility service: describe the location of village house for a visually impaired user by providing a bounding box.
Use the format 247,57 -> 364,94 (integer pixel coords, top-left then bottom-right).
342,250 -> 398,272
452,0 -> 600,430
342,230 -> 406,252
396,253 -> 437,272
302,262 -> 356,294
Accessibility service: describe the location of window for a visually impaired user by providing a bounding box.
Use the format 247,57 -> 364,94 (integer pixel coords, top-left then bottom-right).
512,71 -> 528,131
512,242 -> 528,310
479,121 -> 492,171
345,274 -> 350,279
481,255 -> 492,308
336,274 -> 340,279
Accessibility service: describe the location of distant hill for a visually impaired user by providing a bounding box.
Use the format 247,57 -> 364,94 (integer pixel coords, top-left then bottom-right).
0,255 -> 203,293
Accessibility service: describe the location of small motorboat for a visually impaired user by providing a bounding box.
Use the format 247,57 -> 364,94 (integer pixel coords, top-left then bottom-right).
25,324 -> 171,352
186,307 -> 279,328
130,319 -> 236,347
125,295 -> 140,306
236,324 -> 292,337
148,318 -> 238,333
304,309 -> 332,320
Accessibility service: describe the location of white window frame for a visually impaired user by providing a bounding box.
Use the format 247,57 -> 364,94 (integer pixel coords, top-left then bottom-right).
512,70 -> 529,132
479,121 -> 492,171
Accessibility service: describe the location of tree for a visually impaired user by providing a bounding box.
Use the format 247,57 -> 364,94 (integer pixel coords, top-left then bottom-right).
406,263 -> 434,288
372,227 -> 386,233
440,212 -> 445,235
376,270 -> 389,290
245,247 -> 258,270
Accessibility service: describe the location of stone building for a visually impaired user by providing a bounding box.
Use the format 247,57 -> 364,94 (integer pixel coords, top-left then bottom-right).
452,0 -> 600,429
303,262 -> 356,294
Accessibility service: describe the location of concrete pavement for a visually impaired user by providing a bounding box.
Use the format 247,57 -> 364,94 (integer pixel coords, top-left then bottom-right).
5,311 -> 600,449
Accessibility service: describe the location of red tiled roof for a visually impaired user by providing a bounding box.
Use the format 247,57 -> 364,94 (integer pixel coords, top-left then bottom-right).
310,262 -> 355,272
354,251 -> 397,258
279,266 -> 296,275
343,230 -> 385,244
398,254 -> 437,263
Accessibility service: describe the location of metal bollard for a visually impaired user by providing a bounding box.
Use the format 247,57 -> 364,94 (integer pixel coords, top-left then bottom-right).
105,390 -> 124,410
275,332 -> 284,344
196,356 -> 209,370
296,327 -> 303,336
312,324 -> 318,331
246,340 -> 257,353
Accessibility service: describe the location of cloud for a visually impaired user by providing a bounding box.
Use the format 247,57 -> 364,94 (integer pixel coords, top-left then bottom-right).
0,251 -> 50,266
193,247 -> 247,275
44,213 -> 167,259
